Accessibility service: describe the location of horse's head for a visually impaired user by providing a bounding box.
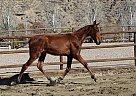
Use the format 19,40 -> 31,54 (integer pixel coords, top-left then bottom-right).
89,20 -> 101,45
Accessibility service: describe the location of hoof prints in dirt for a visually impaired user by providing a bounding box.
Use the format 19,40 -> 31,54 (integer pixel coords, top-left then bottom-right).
0,67 -> 136,96
99,86 -> 129,95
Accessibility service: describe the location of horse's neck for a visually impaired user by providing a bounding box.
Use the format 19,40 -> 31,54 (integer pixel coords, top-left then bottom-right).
73,25 -> 91,44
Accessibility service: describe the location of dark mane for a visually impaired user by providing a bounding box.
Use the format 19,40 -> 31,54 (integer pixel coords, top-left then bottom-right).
73,25 -> 91,33
72,25 -> 93,44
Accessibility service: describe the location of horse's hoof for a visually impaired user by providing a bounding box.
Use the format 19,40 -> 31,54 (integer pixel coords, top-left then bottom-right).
46,77 -> 56,86
91,74 -> 97,82
49,80 -> 56,86
55,77 -> 63,84
10,81 -> 18,86
10,78 -> 21,86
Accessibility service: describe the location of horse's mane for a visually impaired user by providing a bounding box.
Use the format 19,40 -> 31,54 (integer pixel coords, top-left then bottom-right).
73,25 -> 93,33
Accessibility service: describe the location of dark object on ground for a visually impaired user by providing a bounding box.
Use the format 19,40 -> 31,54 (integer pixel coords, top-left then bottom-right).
0,73 -> 34,85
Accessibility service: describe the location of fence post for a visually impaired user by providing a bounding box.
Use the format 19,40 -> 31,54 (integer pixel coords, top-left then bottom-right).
134,32 -> 136,66
60,56 -> 63,70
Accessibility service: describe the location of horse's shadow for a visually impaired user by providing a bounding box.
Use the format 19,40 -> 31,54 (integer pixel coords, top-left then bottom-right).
0,73 -> 35,85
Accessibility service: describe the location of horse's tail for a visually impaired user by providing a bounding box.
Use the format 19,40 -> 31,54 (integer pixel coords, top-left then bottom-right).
15,40 -> 30,49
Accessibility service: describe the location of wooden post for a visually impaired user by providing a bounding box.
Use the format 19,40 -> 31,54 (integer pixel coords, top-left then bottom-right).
60,56 -> 63,70
134,32 -> 136,66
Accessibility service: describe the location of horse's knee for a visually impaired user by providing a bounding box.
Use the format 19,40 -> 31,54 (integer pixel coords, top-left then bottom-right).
37,63 -> 41,69
37,62 -> 44,71
37,62 -> 40,69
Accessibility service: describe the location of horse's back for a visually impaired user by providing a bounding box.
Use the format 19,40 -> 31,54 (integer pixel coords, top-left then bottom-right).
28,33 -> 74,56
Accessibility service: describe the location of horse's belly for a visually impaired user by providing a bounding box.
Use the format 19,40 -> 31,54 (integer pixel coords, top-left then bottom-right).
46,47 -> 70,56
45,37 -> 70,55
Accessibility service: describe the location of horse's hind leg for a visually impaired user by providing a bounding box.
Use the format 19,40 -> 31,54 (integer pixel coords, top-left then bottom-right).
17,57 -> 37,83
16,49 -> 42,84
9,56 -> 38,86
37,52 -> 55,85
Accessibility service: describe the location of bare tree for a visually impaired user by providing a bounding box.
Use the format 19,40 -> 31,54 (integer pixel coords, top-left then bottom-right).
0,0 -> 16,30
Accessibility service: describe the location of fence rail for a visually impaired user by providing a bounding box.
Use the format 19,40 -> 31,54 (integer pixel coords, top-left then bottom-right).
0,43 -> 136,54
0,27 -> 136,71
0,57 -> 135,69
0,30 -> 135,39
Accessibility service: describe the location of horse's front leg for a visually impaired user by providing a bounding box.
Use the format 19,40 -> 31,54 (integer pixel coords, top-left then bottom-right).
56,55 -> 73,83
76,55 -> 97,82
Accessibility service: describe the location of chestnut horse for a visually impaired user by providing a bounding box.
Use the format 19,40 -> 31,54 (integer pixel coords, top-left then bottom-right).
14,21 -> 101,85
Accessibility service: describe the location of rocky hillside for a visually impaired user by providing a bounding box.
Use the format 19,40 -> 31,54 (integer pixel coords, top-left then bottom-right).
0,0 -> 136,31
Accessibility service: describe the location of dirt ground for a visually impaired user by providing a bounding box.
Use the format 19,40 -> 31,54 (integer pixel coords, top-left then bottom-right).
0,66 -> 136,96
